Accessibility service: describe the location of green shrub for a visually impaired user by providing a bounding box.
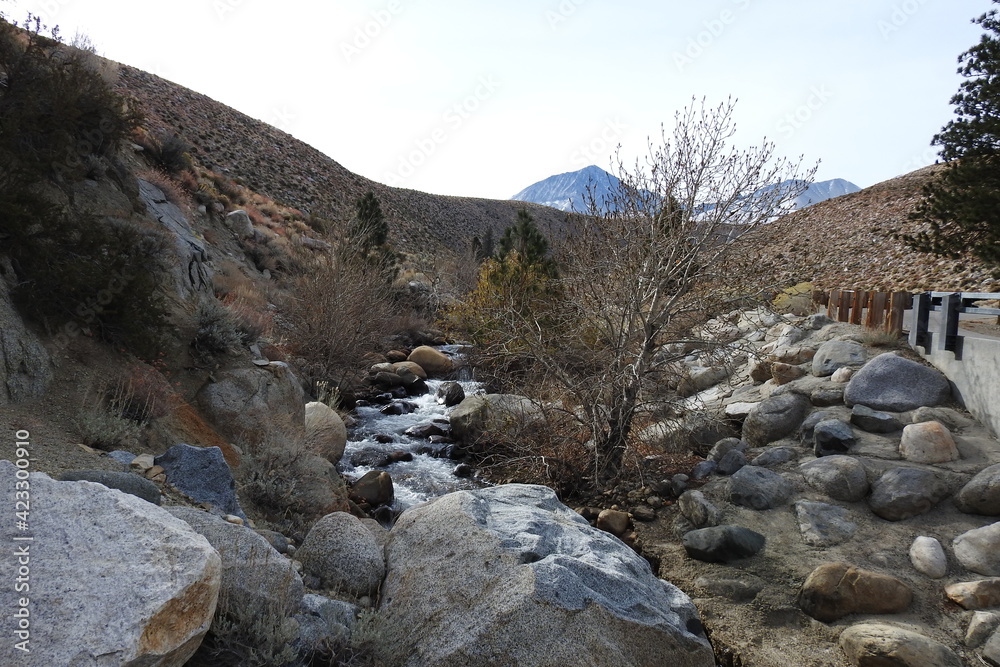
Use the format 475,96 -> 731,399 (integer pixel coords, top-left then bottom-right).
192,299 -> 258,360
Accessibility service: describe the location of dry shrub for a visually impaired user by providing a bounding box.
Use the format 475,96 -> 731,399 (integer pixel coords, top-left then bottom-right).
221,284 -> 274,342
138,168 -> 197,220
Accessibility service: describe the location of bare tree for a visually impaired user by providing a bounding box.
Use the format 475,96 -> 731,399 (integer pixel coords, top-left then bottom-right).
464,98 -> 816,482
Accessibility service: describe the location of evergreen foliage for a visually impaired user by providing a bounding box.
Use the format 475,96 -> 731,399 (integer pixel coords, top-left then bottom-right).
903,2 -> 1000,268
348,190 -> 389,255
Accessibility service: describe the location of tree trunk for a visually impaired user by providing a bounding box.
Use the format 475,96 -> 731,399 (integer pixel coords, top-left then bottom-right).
596,375 -> 641,482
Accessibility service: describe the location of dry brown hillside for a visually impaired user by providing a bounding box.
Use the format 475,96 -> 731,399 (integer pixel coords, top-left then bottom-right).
755,164 -> 999,293
117,66 -> 567,266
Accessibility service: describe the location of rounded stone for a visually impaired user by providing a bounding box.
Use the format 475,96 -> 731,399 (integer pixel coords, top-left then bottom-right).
956,463 -> 1000,516
682,526 -> 765,563
297,512 -> 386,596
844,353 -> 951,411
909,536 -> 948,579
812,340 -> 866,377
868,467 -> 951,521
799,455 -> 870,502
798,562 -> 912,622
954,522 -> 1000,576
728,465 -> 793,510
899,421 -> 959,464
839,623 -> 962,667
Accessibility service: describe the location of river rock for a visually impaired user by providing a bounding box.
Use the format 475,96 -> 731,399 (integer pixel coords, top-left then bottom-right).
436,381 -> 465,407
813,419 -> 856,457
983,629 -> 1000,665
912,405 -> 975,430
910,536 -> 948,578
839,623 -> 962,667
168,506 -> 303,619
597,509 -> 631,537
305,401 -> 347,464
154,444 -> 247,522
59,469 -> 161,505
379,484 -> 715,666
844,353 -> 952,411
716,449 -> 747,475
0,461 -> 220,665
449,393 -> 541,445
195,364 -> 304,448
728,465 -> 793,510
741,392 -> 812,447
798,562 -> 913,622
967,611 -> 1000,647
900,421 -> 959,464
678,490 -> 723,529
868,467 -> 951,521
683,526 -> 766,562
771,362 -> 807,385
407,346 -> 453,377
810,387 -> 844,407
297,512 -> 386,597
799,455 -> 870,502
794,501 -> 858,547
750,446 -> 796,468
805,313 -> 835,329
708,437 -> 746,462
850,404 -> 902,433
954,522 -> 1000,576
956,463 -> 1000,516
773,346 -> 816,365
350,470 -> 394,507
831,366 -> 854,383
393,361 -> 428,379
812,340 -> 866,377
945,578 -> 1000,609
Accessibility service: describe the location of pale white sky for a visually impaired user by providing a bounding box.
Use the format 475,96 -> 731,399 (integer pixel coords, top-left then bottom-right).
4,0 -> 994,198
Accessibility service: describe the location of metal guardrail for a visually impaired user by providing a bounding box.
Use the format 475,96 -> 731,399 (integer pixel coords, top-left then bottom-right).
908,292 -> 1000,359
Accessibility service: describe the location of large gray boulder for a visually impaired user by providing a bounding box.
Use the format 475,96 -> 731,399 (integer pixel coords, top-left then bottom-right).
844,353 -> 952,411
728,465 -> 794,510
155,444 -> 247,522
741,392 -> 812,447
868,467 -> 952,521
195,363 -> 305,447
167,507 -> 303,618
377,484 -> 714,666
304,401 -> 347,464
956,463 -> 1000,516
954,522 -> 1000,576
0,461 -> 220,666
296,512 -> 386,597
839,623 -> 962,667
0,268 -> 52,404
812,340 -> 866,377
799,455 -> 870,502
139,179 -> 212,295
449,394 -> 542,446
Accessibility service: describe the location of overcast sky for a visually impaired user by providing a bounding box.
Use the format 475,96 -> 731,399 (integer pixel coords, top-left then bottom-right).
4,0 -> 995,199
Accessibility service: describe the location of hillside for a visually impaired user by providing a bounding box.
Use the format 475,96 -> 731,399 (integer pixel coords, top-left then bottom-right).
117,67 -> 567,266
755,164 -> 999,293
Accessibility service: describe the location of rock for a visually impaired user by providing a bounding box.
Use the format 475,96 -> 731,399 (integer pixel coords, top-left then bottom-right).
679,365 -> 730,396
850,404 -> 902,433
683,526 -> 766,562
946,578 -> 1000,609
813,419 -> 856,457
869,467 -> 952,521
256,528 -> 291,554
812,340 -> 866,377
728,466 -> 793,510
436,381 -> 465,407
350,470 -> 394,507
693,576 -> 766,602
749,359 -> 774,383
361,518 -> 391,551
141,179 -> 213,295
195,364 -> 304,449
106,450 -> 137,466
691,460 -> 717,479
831,366 -> 854,383
597,509 -> 631,537
449,394 -> 541,445
304,401 -> 347,464
750,446 -> 796,467
716,449 -> 747,476
844,353 -> 952,411
632,505 -> 657,522
798,562 -> 913,622
912,405 -> 975,430
910,536 -> 948,578
794,501 -> 858,547
167,507 -> 303,619
0,270 -> 52,404
954,522 -> 1000,576
59,469 -> 161,505
678,490 -> 723,529
773,346 -> 816,365
0,461 -> 220,665
708,437 -> 745,462
805,313 -> 835,329
771,362 -> 807,385
380,484 -> 715,666
967,611 -> 1000,647
956,463 -> 1000,516
404,423 -> 446,439
225,208 -> 255,238
900,421 -> 959,464
811,387 -> 844,407
294,594 -> 359,654
839,623 -> 962,667
297,512 -> 386,597
407,346 -> 453,377
725,401 -> 759,420
983,629 -> 1000,664
392,361 -> 427,379
742,392 -> 812,447
155,444 -> 247,521
671,473 -> 690,496
799,455 -> 870,502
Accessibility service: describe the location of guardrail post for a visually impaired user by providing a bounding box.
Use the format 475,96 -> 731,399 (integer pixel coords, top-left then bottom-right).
909,292 -> 931,350
939,292 -> 962,355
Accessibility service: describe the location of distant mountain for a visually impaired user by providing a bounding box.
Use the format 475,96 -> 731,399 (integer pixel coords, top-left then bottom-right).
512,166 -> 859,215
511,165 -> 620,213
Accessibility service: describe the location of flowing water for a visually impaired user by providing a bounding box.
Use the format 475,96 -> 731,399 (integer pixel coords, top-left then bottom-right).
339,354 -> 485,510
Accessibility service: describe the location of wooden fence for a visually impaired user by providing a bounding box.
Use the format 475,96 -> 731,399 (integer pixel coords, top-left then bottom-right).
812,289 -> 912,334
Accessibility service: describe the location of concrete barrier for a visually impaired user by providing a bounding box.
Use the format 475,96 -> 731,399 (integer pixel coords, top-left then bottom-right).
914,336 -> 1000,438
